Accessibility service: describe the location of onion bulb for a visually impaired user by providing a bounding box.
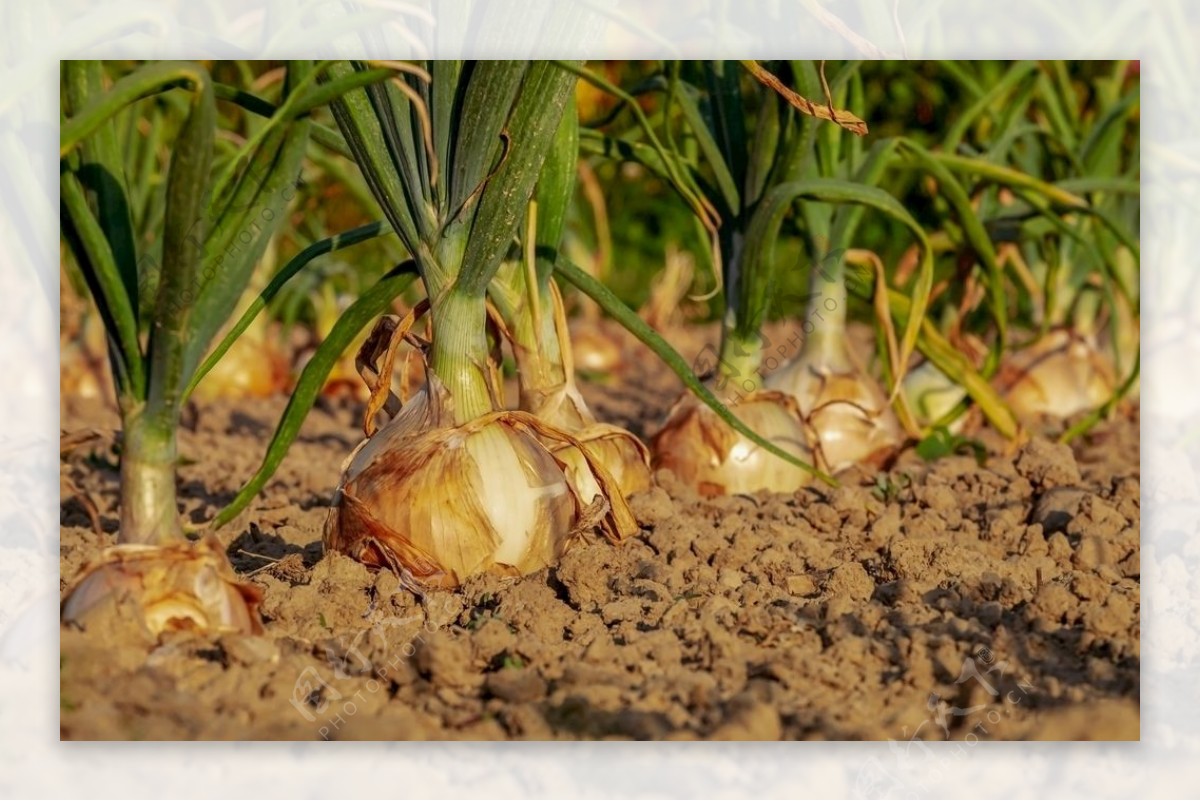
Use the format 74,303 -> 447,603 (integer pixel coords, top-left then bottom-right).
61,536 -> 263,636
652,391 -> 814,497
765,350 -> 902,474
997,328 -> 1116,421
522,379 -> 651,504
191,326 -> 290,402
570,322 -> 623,375
903,360 -> 969,432
557,420 -> 652,506
325,377 -> 637,590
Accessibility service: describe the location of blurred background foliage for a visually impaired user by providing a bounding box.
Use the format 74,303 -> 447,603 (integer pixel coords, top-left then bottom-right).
61,59 -> 1139,401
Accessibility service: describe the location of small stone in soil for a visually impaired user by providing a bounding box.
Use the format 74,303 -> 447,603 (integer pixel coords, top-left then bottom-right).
629,486 -> 675,527
471,618 -> 517,663
416,634 -> 482,689
1016,439 -> 1082,488
1074,535 -> 1110,569
1031,487 -> 1090,534
718,568 -> 743,590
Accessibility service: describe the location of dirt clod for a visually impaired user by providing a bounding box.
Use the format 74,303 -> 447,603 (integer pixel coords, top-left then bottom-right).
486,667 -> 547,703
1017,438 -> 1082,488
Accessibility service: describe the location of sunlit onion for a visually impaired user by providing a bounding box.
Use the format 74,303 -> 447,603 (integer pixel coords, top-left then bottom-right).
570,323 -> 623,375
512,284 -> 652,503
524,381 -> 651,503
902,360 -> 969,432
997,328 -> 1117,420
766,353 -> 901,473
652,391 -> 814,497
191,331 -> 290,402
325,378 -> 636,590
61,536 -> 263,636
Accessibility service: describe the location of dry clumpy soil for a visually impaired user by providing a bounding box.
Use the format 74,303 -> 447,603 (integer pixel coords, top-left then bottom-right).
60,333 -> 1140,741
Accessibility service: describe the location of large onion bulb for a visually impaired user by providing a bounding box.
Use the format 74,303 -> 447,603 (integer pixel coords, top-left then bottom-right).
325,379 -> 636,590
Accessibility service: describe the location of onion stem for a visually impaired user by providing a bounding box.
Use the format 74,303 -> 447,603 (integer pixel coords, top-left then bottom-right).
118,407 -> 181,545
429,288 -> 495,424
717,327 -> 765,401
800,253 -> 851,368
489,260 -> 572,408
515,291 -> 569,404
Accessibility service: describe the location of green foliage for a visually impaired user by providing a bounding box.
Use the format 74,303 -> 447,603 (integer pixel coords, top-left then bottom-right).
915,427 -> 988,466
871,472 -> 911,504
60,60 -> 397,539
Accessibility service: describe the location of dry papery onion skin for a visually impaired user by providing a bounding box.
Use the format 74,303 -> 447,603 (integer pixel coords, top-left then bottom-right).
61,536 -> 263,637
998,329 -> 1117,422
523,381 -> 653,503
325,382 -> 638,591
555,423 -> 652,505
507,283 -> 653,502
765,362 -> 903,474
652,390 -> 815,498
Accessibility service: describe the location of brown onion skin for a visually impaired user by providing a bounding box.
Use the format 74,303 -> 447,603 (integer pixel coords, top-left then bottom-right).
652,391 -> 814,497
61,537 -> 263,636
766,363 -> 902,474
997,329 -> 1117,422
327,414 -> 578,589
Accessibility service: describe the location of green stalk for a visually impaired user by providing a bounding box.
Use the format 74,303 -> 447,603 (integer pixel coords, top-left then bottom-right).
517,295 -> 567,394
62,62 -> 140,313
799,251 -> 850,368
429,288 -> 494,424
118,408 -> 180,545
60,171 -> 143,406
717,330 -> 765,399
61,61 -> 220,546
60,61 -> 211,158
61,61 -> 339,545
330,59 -> 580,429
490,261 -> 570,413
717,228 -> 766,398
492,87 -> 579,411
705,63 -> 762,401
127,62 -> 215,544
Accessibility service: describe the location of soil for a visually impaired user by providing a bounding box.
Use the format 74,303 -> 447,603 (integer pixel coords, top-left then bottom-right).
59,324 -> 1140,741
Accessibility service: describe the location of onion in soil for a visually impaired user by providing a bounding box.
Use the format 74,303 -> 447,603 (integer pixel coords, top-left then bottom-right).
997,328 -> 1117,421
324,376 -> 637,590
61,536 -> 263,636
765,347 -> 902,474
653,390 -> 814,497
